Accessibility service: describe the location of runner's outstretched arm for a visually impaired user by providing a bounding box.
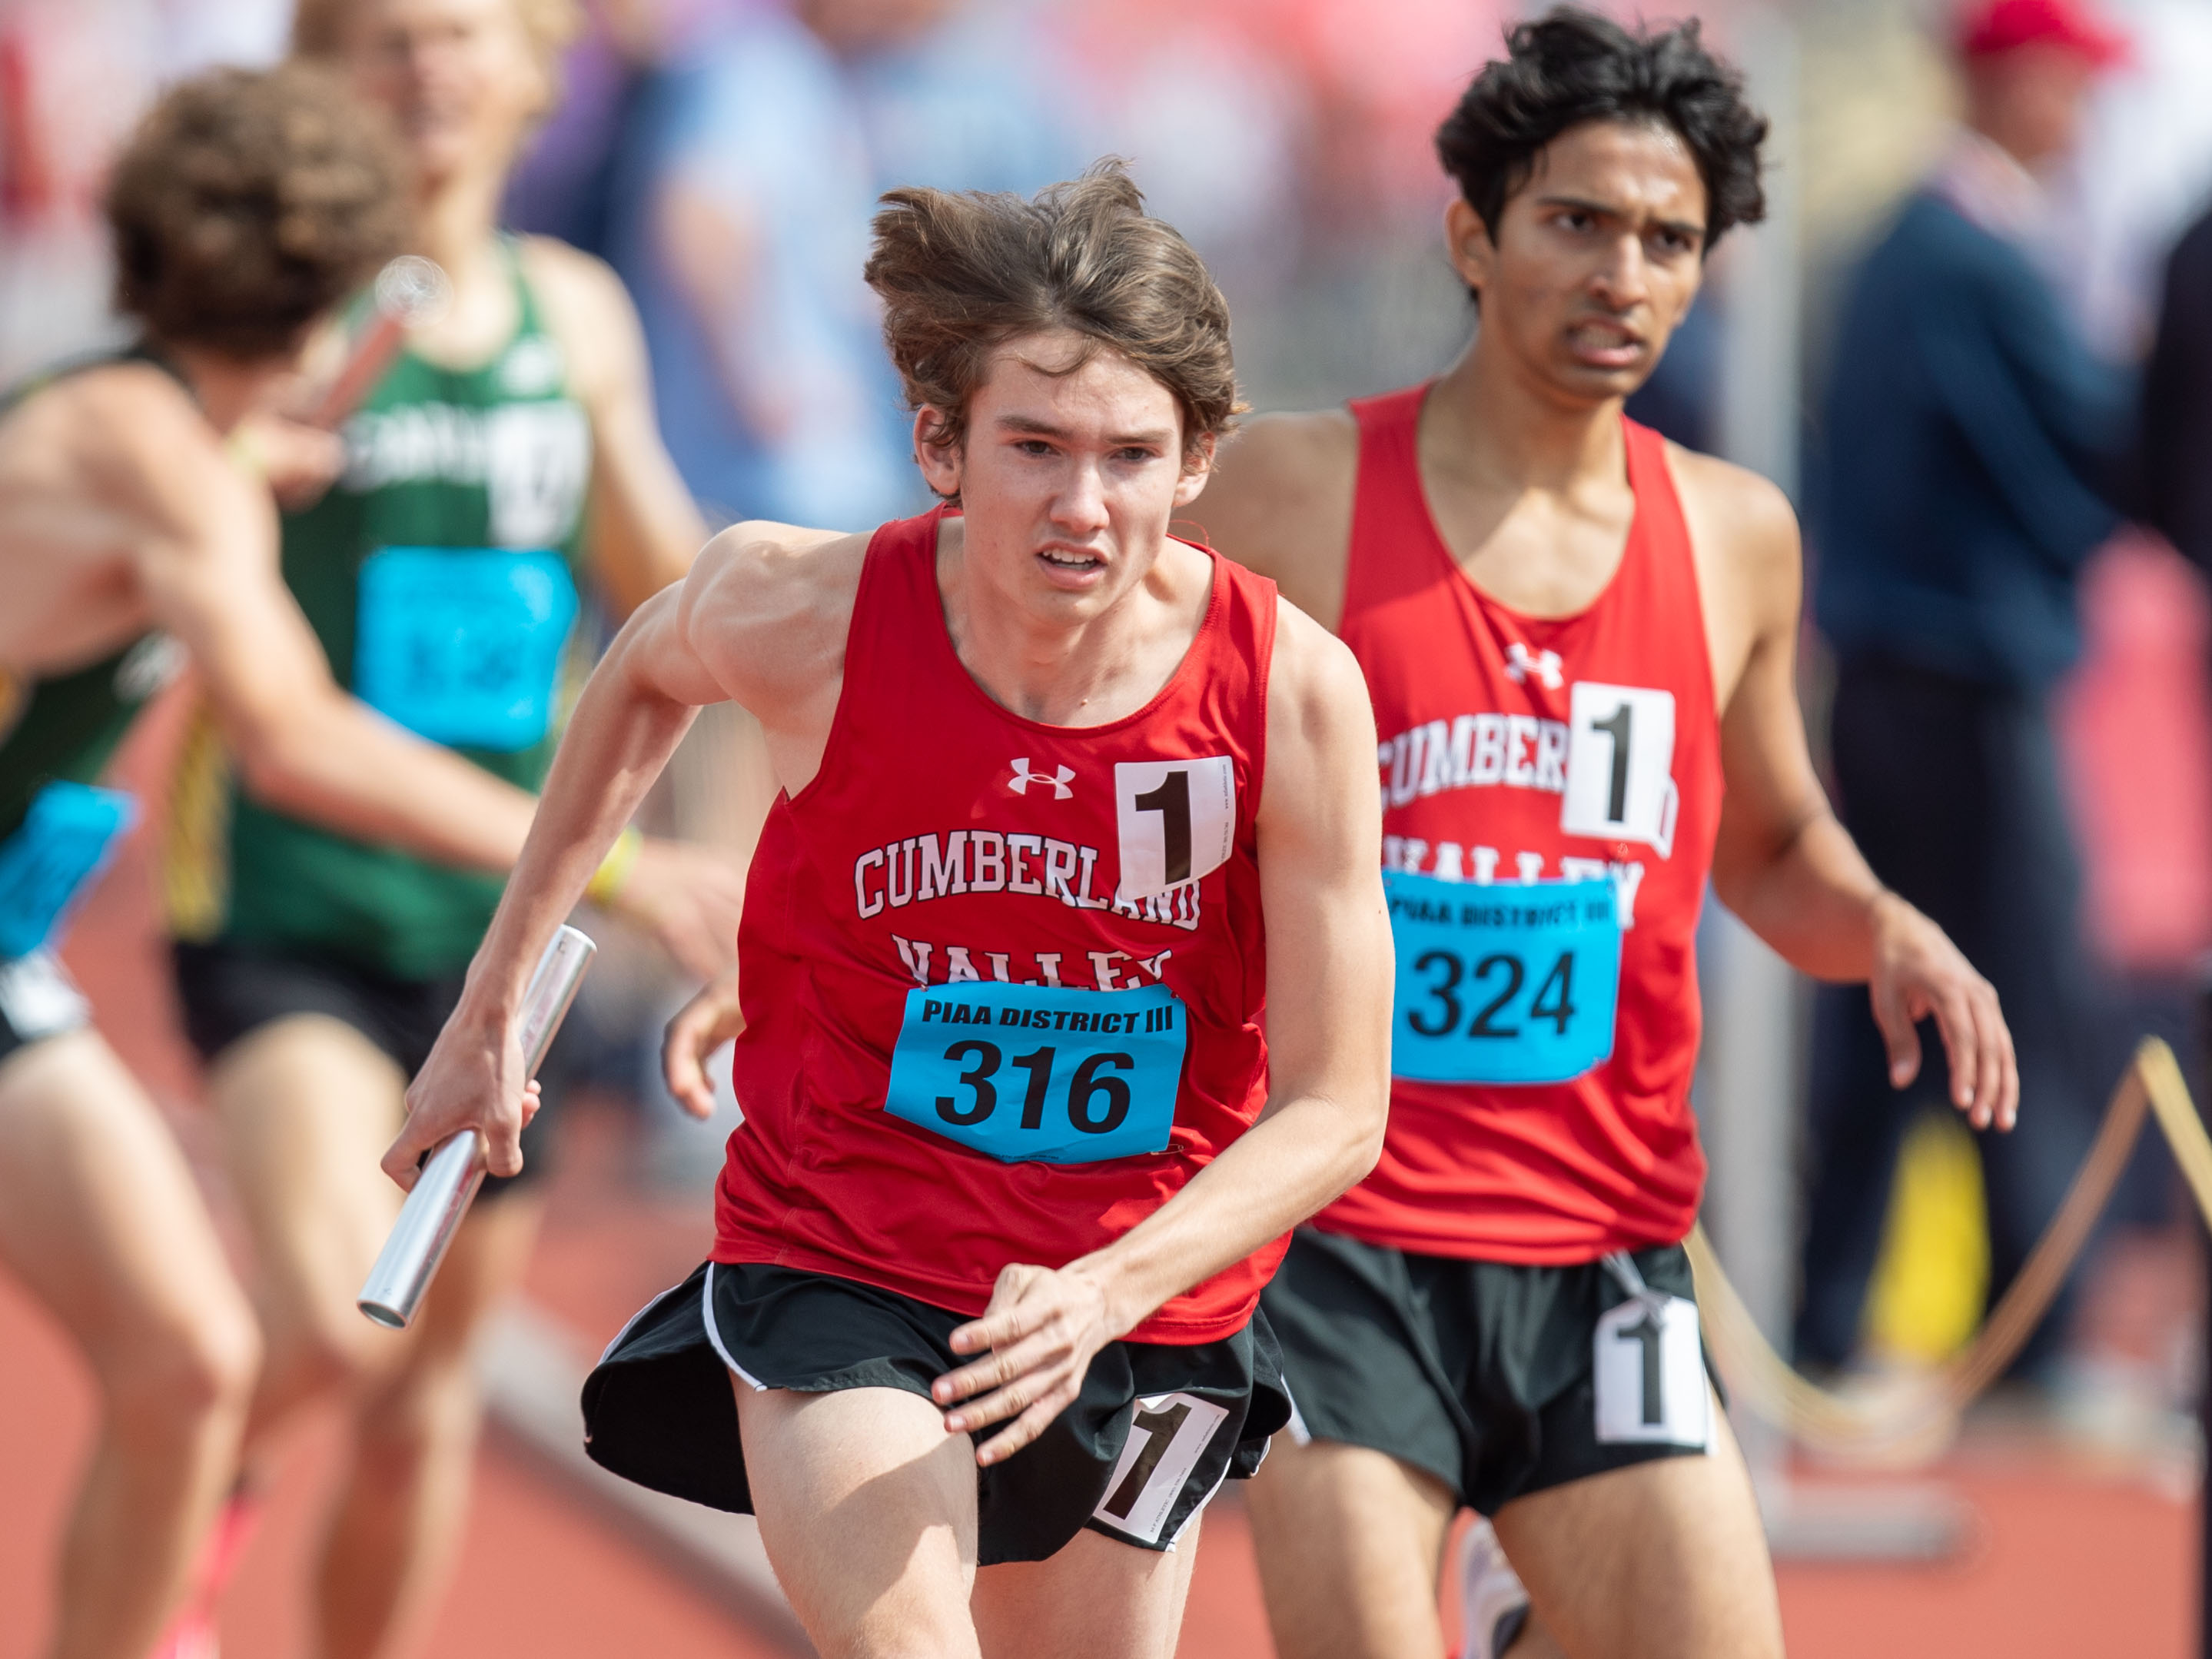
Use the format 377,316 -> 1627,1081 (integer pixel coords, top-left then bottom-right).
929,603 -> 1393,1465
386,522 -> 856,1183
121,381 -> 744,966
1689,456 -> 2019,1131
123,386 -> 540,869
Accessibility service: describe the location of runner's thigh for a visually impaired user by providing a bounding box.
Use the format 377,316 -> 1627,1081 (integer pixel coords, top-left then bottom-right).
0,1030 -> 254,1379
1492,1390 -> 1781,1659
973,1514 -> 1201,1659
208,1014 -> 407,1341
1246,1433 -> 1456,1659
733,1378 -> 982,1659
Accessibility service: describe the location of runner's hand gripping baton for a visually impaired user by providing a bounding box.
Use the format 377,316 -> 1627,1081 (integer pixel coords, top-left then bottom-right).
357,924 -> 596,1330
307,254 -> 454,430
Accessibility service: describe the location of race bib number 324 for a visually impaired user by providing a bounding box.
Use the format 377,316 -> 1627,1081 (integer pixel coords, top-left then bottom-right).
1385,872 -> 1620,1086
883,981 -> 1189,1164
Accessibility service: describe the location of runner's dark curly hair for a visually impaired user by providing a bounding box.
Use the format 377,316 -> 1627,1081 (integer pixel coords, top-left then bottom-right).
1437,7 -> 1768,254
865,160 -> 1241,483
106,65 -> 407,361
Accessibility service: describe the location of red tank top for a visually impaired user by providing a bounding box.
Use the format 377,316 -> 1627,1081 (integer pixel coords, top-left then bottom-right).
712,508 -> 1281,1342
1314,386 -> 1721,1262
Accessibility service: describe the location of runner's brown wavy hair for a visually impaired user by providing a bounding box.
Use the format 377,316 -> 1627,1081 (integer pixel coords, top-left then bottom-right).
865,161 -> 1243,481
106,65 -> 407,362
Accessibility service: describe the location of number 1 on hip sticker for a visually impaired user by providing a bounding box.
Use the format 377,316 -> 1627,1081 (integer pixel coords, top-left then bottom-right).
1091,1391 -> 1229,1545
1593,1293 -> 1709,1448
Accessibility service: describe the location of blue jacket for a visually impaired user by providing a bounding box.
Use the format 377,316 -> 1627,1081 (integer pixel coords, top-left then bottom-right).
1811,190 -> 2128,691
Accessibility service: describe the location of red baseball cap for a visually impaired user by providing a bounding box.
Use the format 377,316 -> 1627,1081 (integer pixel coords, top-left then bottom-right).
1956,0 -> 2130,66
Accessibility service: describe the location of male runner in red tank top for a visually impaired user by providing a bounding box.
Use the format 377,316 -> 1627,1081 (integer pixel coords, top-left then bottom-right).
394,164 -> 1394,1657
1195,13 -> 2019,1659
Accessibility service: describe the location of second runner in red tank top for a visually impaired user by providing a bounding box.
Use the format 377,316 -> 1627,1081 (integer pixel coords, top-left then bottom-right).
1317,383 -> 1721,1262
714,507 -> 1280,1342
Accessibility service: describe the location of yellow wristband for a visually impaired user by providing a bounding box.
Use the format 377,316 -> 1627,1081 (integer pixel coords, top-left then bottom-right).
224,424 -> 264,475
586,827 -> 643,904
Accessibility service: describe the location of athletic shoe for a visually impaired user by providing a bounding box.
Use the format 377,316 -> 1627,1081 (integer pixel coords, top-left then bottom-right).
1457,1518 -> 1531,1659
149,1484 -> 261,1659
148,1608 -> 218,1659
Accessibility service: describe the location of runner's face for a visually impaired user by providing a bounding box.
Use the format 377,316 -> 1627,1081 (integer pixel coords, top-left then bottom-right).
340,0 -> 551,188
918,331 -> 1213,622
1450,118 -> 1708,406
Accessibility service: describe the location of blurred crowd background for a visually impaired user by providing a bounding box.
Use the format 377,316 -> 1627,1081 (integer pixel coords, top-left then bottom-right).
7,0 -> 2212,1491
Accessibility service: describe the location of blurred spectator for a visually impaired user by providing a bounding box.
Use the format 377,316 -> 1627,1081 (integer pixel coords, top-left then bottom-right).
1796,0 -> 2134,1378
2046,0 -> 2212,362
2141,197 -> 2212,576
599,0 -> 1075,530
0,0 -> 286,377
2139,188 -> 2212,1070
503,0 -> 667,258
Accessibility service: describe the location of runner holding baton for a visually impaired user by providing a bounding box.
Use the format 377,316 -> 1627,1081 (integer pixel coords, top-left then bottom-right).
358,923 -> 596,1329
305,253 -> 454,429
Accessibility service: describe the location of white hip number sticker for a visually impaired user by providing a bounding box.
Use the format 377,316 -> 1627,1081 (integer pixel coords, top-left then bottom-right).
1114,757 -> 1234,905
1593,1289 -> 1710,1448
1561,683 -> 1677,857
1091,1391 -> 1230,1544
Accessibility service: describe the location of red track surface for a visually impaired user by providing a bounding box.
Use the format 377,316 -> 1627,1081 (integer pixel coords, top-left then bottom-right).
2,1227 -> 2199,1659
0,703 -> 2200,1656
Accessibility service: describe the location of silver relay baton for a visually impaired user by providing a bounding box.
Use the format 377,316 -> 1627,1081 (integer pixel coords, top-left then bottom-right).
357,924 -> 596,1329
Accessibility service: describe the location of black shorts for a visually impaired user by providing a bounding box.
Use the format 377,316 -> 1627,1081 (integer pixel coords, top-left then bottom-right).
583,1261 -> 1291,1564
0,951 -> 91,1070
1261,1227 -> 1716,1517
171,938 -> 563,1196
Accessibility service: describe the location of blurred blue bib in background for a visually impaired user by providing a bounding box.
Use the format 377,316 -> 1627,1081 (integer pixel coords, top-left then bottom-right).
354,547 -> 578,752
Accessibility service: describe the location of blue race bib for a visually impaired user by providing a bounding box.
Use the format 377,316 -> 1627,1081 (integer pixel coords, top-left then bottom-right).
1386,872 -> 1619,1085
354,547 -> 579,751
884,980 -> 1189,1164
0,782 -> 138,959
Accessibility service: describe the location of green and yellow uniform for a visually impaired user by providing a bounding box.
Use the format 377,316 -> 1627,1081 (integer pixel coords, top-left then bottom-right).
0,346 -> 189,1053
171,244 -> 591,981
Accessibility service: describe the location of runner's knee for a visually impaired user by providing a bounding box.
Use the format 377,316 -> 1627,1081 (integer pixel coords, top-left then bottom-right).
829,1598 -> 978,1659
102,1298 -> 260,1437
263,1307 -> 390,1408
352,1357 -> 483,1481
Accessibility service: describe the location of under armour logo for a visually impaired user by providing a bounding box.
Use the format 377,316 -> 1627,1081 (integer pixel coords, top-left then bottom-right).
1008,758 -> 1075,800
1503,642 -> 1563,690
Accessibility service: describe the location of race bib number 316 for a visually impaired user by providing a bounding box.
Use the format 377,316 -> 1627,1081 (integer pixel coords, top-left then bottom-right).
883,981 -> 1189,1164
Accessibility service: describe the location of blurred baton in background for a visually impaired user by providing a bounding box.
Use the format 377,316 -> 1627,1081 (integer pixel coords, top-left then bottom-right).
307,254 -> 454,430
358,923 -> 596,1330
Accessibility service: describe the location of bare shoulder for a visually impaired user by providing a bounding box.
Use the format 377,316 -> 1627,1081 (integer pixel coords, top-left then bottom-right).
516,233 -> 631,317
1217,408 -> 1359,484
65,360 -> 214,450
1664,442 -> 1801,587
680,519 -> 870,701
1264,593 -> 1376,760
1194,410 -> 1359,623
1663,442 -> 1803,706
516,234 -> 644,401
55,364 -> 254,534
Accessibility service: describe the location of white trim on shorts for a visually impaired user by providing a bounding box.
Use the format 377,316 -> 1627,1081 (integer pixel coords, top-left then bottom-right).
702,1262 -> 770,1392
1161,1456 -> 1236,1552
597,1275 -> 689,1366
1283,1388 -> 1313,1448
